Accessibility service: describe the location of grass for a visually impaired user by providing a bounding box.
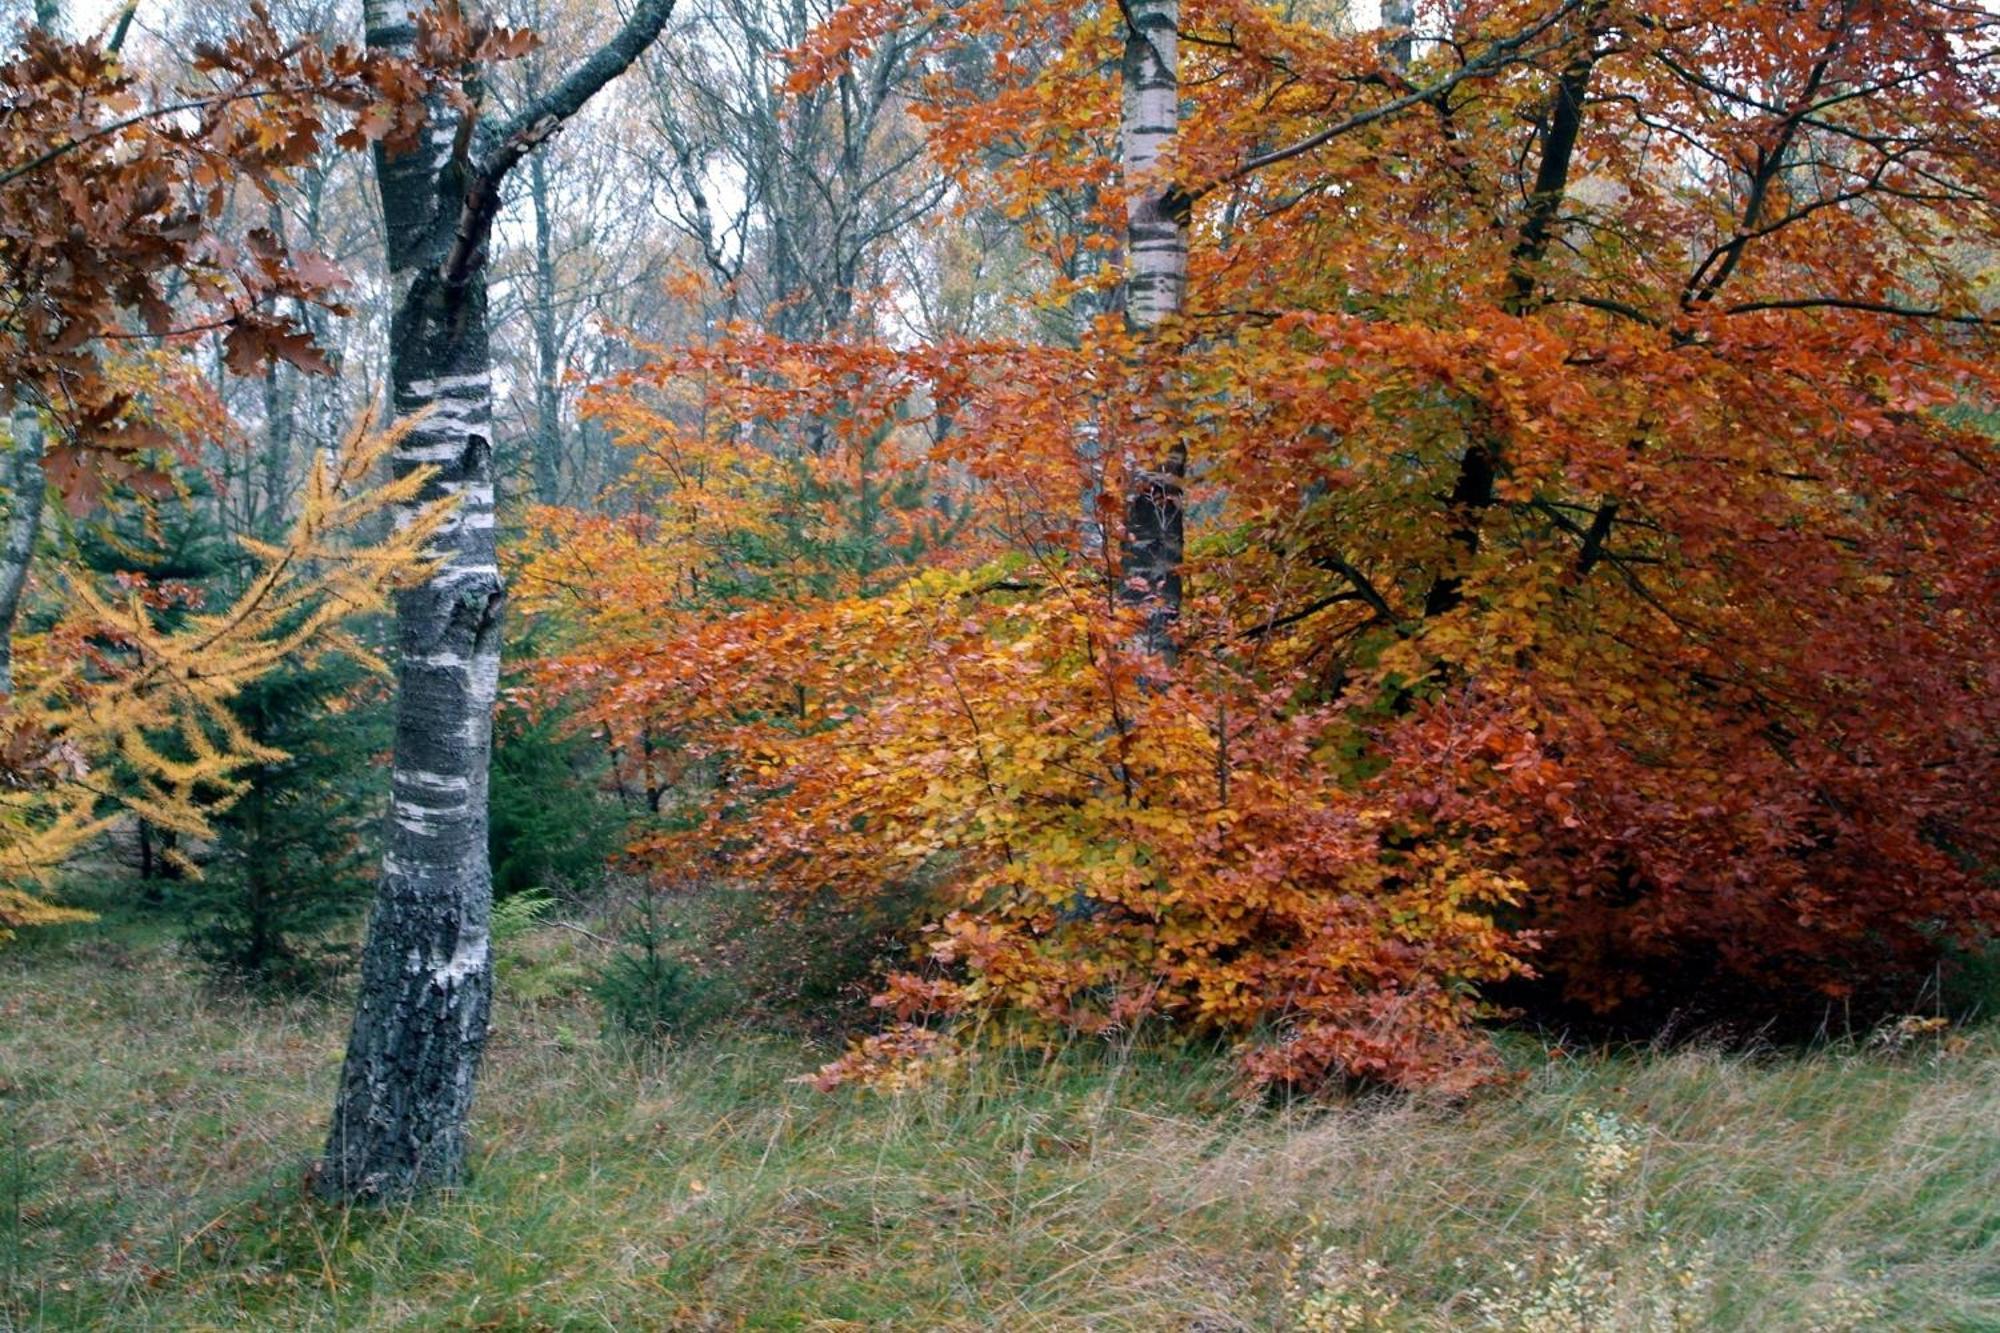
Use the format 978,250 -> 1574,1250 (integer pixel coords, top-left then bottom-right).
1,901 -> 1997,1330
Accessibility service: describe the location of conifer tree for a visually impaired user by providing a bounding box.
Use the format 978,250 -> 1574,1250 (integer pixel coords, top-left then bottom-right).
187,651 -> 389,990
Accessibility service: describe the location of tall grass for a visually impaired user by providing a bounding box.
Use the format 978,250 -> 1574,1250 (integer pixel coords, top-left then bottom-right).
1,914 -> 1995,1329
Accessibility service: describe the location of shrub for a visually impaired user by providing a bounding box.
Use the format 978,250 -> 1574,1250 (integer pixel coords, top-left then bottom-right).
593,892 -> 722,1044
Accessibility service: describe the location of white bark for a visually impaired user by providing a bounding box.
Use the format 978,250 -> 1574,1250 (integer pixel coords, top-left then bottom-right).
1117,0 -> 1187,660
1120,0 -> 1185,332
322,0 -> 677,1202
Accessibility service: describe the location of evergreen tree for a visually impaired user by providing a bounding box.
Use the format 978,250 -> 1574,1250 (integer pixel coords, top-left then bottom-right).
184,651 -> 388,990
490,689 -> 625,903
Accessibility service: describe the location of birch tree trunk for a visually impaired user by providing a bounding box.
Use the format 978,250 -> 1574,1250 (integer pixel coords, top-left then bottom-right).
318,0 -> 503,1201
1117,0 -> 1187,661
320,0 -> 675,1202
1380,0 -> 1416,67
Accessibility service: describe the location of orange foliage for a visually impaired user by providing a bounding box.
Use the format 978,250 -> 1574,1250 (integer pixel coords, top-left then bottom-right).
522,0 -> 2000,1089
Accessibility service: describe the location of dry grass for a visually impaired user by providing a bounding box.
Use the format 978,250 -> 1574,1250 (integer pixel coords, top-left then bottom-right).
1,914 -> 1996,1330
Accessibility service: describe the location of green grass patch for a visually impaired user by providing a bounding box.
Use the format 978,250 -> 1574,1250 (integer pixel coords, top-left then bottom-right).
1,913 -> 1995,1329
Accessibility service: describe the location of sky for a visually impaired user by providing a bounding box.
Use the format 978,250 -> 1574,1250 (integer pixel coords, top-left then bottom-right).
56,0 -> 1404,44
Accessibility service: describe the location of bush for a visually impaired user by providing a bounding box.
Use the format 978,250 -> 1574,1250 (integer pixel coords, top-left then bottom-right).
593,892 -> 722,1044
695,880 -> 933,1037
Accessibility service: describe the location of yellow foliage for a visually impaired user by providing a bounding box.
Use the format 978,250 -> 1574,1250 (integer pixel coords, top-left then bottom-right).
0,412 -> 447,931
0,885 -> 95,942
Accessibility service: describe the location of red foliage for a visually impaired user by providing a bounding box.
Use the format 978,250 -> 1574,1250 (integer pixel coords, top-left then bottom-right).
520,0 -> 2000,1089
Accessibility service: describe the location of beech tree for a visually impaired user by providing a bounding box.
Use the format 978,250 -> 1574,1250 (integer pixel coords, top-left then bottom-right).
524,0 -> 1999,1092
318,0 -> 675,1202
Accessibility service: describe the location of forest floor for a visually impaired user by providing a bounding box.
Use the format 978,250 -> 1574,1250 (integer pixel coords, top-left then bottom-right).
2,892 -> 1997,1331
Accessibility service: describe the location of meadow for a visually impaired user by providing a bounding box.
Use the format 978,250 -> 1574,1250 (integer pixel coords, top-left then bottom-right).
2,891 -> 1994,1331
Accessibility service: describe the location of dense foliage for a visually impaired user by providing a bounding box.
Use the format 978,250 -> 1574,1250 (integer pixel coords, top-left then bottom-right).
185,651 -> 389,990
489,687 -> 628,903
518,0 -> 2000,1089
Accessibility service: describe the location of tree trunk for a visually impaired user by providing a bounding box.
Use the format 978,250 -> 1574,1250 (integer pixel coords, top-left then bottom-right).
0,404 -> 44,699
1421,24 -> 1600,620
1380,0 -> 1416,68
1117,0 -> 1187,661
0,2 -> 57,699
317,266 -> 503,1199
260,365 -> 296,532
320,0 -> 676,1202
529,151 -> 564,506
318,1 -> 506,1202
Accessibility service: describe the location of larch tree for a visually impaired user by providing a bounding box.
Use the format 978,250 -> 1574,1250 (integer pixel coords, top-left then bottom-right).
317,0 -> 676,1203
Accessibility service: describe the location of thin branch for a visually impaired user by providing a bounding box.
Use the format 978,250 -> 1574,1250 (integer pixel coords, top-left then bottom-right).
1203,0 -> 1584,195
1722,297 -> 2000,326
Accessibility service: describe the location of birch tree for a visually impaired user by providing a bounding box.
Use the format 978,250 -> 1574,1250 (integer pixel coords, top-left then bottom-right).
1117,0 -> 1187,660
318,0 -> 675,1203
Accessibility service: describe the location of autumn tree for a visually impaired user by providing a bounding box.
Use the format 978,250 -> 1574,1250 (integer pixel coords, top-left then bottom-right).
546,0 -> 1999,1091
0,0 -> 487,946
0,0 -> 59,700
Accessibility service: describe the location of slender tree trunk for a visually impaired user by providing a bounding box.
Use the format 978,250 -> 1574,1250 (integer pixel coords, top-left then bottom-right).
0,404 -> 44,699
1380,0 -> 1416,67
1421,23 -> 1600,620
1117,0 -> 1187,661
254,205 -> 298,535
260,368 -> 296,534
0,1 -> 58,699
320,0 -> 675,1202
528,151 -> 564,505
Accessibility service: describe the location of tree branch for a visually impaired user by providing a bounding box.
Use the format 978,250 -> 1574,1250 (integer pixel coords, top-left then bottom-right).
1722,297 -> 2000,326
445,0 -> 677,285
1201,0 -> 1583,196
480,0 -> 678,183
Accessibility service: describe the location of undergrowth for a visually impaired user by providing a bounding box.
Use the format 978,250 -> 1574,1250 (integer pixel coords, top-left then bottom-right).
0,898 -> 1995,1330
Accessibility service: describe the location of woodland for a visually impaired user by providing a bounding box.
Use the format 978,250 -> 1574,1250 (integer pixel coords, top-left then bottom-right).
0,0 -> 1996,1326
